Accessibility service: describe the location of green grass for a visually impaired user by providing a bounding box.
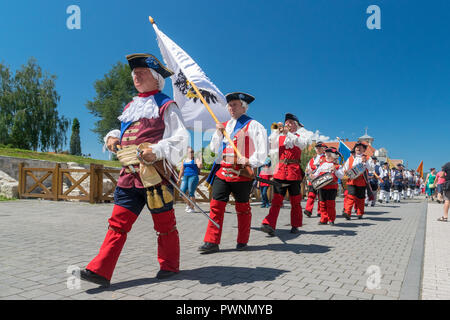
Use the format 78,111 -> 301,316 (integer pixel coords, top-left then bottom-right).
0,195 -> 17,201
0,146 -> 121,167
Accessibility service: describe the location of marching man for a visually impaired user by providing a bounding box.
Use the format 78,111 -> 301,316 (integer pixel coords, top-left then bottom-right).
378,162 -> 391,203
79,53 -> 189,287
392,164 -> 405,203
304,142 -> 328,217
261,113 -> 310,236
338,141 -> 375,220
198,92 -> 268,253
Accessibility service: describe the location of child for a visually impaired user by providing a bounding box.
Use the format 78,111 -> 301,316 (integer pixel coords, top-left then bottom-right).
310,148 -> 343,225
258,159 -> 273,208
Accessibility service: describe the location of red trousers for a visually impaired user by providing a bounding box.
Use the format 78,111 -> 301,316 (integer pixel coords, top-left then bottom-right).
344,185 -> 366,216
203,199 -> 252,245
262,193 -> 303,229
305,186 -> 318,213
86,205 -> 179,280
319,200 -> 336,223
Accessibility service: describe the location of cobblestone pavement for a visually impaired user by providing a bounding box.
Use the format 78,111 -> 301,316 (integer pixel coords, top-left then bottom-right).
0,196 -> 427,300
421,201 -> 450,300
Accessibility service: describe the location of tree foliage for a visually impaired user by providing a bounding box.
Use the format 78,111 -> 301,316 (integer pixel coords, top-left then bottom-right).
0,58 -> 69,151
70,118 -> 81,156
86,62 -> 136,144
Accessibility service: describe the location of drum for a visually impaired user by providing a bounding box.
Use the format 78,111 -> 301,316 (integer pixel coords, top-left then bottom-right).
346,163 -> 365,180
311,172 -> 334,190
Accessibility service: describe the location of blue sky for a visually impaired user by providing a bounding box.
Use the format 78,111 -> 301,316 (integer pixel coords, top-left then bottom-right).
0,0 -> 449,172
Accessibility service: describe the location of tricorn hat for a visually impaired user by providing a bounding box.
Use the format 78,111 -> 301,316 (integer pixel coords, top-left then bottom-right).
352,141 -> 368,152
126,53 -> 174,78
285,113 -> 304,127
225,92 -> 255,104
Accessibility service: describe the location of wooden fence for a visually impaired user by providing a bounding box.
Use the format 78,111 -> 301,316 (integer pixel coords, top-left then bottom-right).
18,163 -> 119,203
18,163 -> 306,204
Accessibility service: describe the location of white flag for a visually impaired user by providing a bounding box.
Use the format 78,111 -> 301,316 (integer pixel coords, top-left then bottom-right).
152,23 -> 229,131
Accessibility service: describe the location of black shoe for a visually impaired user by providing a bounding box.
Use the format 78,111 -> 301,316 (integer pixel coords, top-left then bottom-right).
261,223 -> 275,236
378,199 -> 383,203
342,212 -> 351,220
317,213 -> 321,217
304,210 -> 312,217
357,215 -> 363,219
198,242 -> 219,254
318,221 -> 328,225
329,221 -> 335,226
79,269 -> 110,287
290,227 -> 300,234
236,243 -> 248,251
156,270 -> 178,279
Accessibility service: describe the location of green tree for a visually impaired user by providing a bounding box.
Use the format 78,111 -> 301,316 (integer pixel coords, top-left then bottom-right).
0,58 -> 69,151
70,118 -> 82,156
86,62 -> 136,144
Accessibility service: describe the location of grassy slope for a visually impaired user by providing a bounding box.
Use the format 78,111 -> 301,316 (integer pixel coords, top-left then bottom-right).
0,147 -> 121,167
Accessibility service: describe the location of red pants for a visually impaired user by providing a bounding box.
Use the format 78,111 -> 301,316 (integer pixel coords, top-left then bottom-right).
344,185 -> 366,216
262,193 -> 302,229
305,186 -> 318,213
203,199 -> 252,245
319,200 -> 336,223
86,205 -> 179,280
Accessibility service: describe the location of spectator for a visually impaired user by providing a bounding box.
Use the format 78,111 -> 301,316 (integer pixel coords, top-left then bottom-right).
178,146 -> 202,213
437,162 -> 450,222
425,168 -> 437,201
435,169 -> 446,203
258,158 -> 273,208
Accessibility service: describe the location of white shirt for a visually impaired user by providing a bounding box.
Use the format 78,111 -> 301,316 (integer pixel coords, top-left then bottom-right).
268,131 -> 311,161
379,167 -> 390,179
336,154 -> 375,178
210,116 -> 268,168
312,162 -> 344,179
103,102 -> 190,166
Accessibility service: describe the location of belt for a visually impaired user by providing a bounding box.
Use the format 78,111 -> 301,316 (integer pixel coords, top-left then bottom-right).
280,159 -> 301,164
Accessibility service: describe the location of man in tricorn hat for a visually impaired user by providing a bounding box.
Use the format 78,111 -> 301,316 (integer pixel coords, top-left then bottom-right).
79,53 -> 189,286
337,141 -> 375,219
198,92 -> 268,254
261,112 -> 310,236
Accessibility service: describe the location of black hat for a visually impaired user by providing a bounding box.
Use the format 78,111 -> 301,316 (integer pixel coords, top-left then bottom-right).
352,141 -> 368,151
225,92 -> 255,104
325,147 -> 342,158
126,53 -> 174,78
371,156 -> 378,160
315,141 -> 327,148
285,113 -> 304,127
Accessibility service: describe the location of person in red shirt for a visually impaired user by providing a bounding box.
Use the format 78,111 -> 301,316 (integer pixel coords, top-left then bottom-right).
258,158 -> 273,208
304,142 -> 327,217
198,92 -> 268,254
337,142 -> 375,220
310,147 -> 343,225
261,113 -> 310,236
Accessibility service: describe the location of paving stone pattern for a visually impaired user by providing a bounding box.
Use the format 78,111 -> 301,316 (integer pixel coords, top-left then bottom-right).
0,197 -> 425,300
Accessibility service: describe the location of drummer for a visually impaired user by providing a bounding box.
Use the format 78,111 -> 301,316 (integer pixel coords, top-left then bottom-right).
310,147 -> 343,225
337,141 -> 375,220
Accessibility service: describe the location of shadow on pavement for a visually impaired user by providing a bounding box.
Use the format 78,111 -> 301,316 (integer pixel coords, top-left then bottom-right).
86,266 -> 290,293
362,217 -> 402,222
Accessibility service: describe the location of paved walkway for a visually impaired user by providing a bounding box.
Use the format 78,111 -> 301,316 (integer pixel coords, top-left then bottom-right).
421,201 -> 450,299
0,196 -> 428,300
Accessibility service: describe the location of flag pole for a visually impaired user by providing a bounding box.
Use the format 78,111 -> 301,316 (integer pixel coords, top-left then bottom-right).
149,16 -> 244,159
